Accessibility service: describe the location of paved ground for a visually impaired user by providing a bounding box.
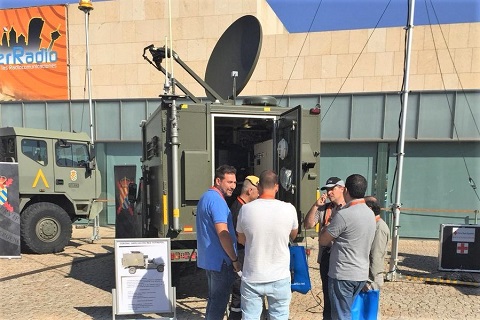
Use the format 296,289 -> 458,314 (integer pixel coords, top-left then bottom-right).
1,226 -> 479,320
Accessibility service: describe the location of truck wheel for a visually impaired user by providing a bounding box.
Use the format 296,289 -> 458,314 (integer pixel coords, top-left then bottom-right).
20,202 -> 72,254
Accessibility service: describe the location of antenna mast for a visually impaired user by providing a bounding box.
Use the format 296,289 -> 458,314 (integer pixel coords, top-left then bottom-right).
78,0 -> 94,145
168,0 -> 175,94
387,0 -> 415,281
166,0 -> 180,231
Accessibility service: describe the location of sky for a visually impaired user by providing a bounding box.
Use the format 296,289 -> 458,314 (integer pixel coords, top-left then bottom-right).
1,0 -> 479,32
267,0 -> 480,32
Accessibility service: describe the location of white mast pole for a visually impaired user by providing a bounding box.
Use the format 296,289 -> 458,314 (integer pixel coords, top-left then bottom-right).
78,0 -> 95,145
166,0 -> 180,231
78,0 -> 99,241
168,0 -> 174,84
388,0 -> 415,280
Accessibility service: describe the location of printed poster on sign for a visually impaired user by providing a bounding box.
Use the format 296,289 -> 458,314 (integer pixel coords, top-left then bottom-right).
114,238 -> 172,315
0,5 -> 68,101
0,162 -> 20,258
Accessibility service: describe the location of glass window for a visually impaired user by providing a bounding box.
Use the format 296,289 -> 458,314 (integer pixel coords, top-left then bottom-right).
55,141 -> 88,168
21,139 -> 48,166
0,137 -> 16,162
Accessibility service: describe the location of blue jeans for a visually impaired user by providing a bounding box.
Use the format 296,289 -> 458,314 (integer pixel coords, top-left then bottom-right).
328,277 -> 366,320
241,277 -> 291,320
205,262 -> 235,320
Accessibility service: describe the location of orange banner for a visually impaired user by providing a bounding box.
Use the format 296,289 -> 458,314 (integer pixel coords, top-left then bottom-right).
0,5 -> 68,101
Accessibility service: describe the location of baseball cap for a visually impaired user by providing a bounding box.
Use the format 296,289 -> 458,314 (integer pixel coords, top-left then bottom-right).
320,177 -> 345,190
245,175 -> 259,187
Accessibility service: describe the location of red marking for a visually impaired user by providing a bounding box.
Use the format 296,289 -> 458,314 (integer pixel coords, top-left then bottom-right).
457,242 -> 468,254
4,202 -> 13,212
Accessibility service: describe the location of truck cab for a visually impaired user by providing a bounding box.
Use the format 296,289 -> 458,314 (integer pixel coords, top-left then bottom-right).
0,127 -> 102,254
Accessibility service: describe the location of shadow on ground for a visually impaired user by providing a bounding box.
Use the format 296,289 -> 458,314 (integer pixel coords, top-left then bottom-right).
393,252 -> 480,296
68,246 -> 115,293
75,306 -> 169,319
174,263 -> 208,299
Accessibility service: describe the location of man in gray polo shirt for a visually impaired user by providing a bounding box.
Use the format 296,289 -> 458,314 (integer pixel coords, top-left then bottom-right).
319,174 -> 376,320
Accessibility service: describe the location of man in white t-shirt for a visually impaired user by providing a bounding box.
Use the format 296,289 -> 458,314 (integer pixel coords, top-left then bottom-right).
237,170 -> 298,320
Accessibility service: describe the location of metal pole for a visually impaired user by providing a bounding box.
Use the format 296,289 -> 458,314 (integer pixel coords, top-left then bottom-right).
166,0 -> 180,231
388,0 -> 415,280
171,98 -> 180,231
79,0 -> 99,241
84,11 -> 94,145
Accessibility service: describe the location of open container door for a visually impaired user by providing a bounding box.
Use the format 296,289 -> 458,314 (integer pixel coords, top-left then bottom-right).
275,105 -> 320,240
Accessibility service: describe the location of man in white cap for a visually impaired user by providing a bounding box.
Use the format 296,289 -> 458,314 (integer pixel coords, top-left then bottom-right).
304,176 -> 346,320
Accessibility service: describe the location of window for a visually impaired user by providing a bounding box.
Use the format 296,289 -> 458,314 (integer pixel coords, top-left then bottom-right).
0,137 -> 15,162
55,141 -> 89,168
21,139 -> 48,165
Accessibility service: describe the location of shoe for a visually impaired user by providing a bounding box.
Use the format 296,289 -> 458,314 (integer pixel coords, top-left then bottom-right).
230,307 -> 241,313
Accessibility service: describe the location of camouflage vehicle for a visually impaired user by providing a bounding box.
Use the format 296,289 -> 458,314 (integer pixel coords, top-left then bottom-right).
0,127 -> 102,254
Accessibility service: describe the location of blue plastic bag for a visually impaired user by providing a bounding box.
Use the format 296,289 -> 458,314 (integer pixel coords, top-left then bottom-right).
351,289 -> 380,320
289,245 -> 311,294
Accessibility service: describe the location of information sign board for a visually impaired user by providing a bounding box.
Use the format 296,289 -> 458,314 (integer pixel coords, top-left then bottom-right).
114,238 -> 172,315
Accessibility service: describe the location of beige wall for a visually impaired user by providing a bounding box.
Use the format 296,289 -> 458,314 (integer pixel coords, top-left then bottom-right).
68,0 -> 480,100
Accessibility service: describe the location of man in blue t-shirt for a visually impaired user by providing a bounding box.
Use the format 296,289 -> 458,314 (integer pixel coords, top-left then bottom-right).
196,164 -> 241,320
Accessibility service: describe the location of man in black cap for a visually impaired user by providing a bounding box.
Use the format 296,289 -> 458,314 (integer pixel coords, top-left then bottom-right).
304,177 -> 346,320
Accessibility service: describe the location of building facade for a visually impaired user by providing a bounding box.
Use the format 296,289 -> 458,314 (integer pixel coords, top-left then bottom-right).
0,0 -> 479,238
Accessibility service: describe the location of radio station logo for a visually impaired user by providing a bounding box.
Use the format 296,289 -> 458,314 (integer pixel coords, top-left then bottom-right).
0,5 -> 68,101
0,17 -> 61,68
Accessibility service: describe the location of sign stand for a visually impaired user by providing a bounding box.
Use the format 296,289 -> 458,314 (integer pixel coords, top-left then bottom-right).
112,238 -> 176,319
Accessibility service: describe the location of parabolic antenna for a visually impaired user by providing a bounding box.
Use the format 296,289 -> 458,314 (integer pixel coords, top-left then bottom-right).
204,15 -> 262,101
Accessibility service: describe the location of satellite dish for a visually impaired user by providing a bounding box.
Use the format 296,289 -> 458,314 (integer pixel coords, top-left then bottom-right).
204,15 -> 262,101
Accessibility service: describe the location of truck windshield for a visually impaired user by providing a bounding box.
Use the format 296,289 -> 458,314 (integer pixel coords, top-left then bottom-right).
55,141 -> 89,167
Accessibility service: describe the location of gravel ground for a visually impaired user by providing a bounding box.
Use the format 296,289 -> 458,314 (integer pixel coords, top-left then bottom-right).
0,226 -> 479,320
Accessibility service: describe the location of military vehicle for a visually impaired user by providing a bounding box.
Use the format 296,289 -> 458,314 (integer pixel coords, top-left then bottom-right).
0,127 -> 102,254
122,251 -> 165,274
130,15 -> 320,265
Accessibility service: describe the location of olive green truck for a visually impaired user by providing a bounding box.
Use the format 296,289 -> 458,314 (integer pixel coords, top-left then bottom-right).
0,127 -> 102,254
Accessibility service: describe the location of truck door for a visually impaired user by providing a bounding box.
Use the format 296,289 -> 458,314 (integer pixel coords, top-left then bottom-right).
275,105 -> 320,238
20,137 -> 55,194
53,140 -> 97,200
275,106 -> 301,209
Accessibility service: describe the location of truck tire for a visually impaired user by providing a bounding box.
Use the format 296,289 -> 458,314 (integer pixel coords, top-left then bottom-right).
20,202 -> 72,254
